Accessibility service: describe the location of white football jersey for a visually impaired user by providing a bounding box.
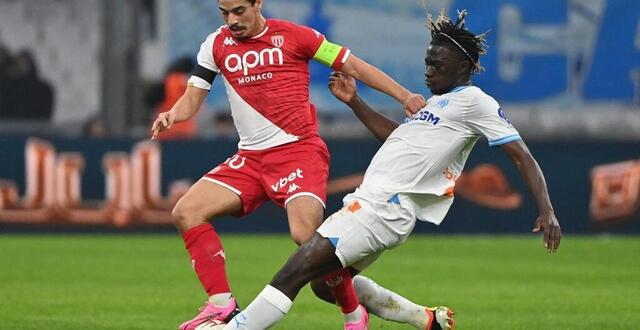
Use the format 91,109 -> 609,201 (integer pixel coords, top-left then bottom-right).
347,85 -> 521,225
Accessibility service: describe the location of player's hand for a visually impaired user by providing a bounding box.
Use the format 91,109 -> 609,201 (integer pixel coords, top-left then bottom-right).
532,213 -> 561,253
150,110 -> 176,140
329,71 -> 357,103
402,93 -> 426,117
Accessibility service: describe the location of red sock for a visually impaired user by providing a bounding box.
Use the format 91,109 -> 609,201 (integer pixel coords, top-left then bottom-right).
182,223 -> 230,296
324,268 -> 359,313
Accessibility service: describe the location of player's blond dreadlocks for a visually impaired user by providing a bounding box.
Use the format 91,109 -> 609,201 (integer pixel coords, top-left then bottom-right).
427,9 -> 489,74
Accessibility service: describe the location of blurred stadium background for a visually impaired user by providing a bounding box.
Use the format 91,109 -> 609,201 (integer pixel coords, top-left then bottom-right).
0,0 -> 639,329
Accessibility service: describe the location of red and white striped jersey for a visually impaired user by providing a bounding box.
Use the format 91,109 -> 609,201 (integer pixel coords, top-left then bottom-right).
189,19 -> 350,150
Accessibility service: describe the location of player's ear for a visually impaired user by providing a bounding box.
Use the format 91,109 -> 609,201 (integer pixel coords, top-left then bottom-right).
458,60 -> 471,76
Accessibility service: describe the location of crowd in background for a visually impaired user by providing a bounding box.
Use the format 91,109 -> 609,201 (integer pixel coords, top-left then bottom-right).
142,55 -> 236,141
0,42 -> 54,121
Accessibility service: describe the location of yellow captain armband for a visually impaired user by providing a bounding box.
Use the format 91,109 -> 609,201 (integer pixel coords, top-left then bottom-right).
313,39 -> 344,67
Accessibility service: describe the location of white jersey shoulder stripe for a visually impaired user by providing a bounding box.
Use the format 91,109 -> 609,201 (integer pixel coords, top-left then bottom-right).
197,27 -> 224,73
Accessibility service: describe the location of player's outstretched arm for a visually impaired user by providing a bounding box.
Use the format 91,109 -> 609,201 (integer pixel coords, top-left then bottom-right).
150,86 -> 208,140
329,72 -> 399,142
501,140 -> 561,253
340,55 -> 425,117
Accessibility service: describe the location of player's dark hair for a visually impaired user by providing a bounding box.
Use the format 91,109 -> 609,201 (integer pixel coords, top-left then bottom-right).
427,9 -> 488,74
219,0 -> 257,5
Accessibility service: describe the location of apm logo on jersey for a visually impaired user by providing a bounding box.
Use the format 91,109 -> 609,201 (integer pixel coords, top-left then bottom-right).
224,47 -> 284,84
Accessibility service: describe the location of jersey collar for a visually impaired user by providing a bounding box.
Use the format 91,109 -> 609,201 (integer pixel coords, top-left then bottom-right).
251,20 -> 270,39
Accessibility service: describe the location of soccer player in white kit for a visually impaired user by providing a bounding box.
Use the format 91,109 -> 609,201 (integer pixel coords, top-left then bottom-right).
150,1 -> 428,329
224,9 -> 562,330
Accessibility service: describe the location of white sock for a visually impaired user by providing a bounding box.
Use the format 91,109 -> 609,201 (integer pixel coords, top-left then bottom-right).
354,275 -> 429,329
208,292 -> 233,307
224,285 -> 292,330
343,305 -> 363,323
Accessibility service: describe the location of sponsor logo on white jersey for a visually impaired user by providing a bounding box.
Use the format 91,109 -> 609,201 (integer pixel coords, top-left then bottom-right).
271,168 -> 304,192
223,37 -> 237,46
498,108 -> 512,124
224,47 -> 284,76
410,109 -> 441,125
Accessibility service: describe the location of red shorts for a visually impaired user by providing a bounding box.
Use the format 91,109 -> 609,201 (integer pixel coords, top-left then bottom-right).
202,136 -> 330,216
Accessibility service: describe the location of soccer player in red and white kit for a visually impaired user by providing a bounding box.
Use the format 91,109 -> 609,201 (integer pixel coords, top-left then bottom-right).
150,1 -> 426,329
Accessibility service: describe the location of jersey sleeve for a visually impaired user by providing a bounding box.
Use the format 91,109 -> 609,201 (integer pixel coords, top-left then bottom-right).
188,32 -> 220,91
466,93 -> 521,147
294,25 -> 351,71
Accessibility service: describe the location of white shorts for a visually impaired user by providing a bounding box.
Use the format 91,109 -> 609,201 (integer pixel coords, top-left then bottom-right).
316,196 -> 416,271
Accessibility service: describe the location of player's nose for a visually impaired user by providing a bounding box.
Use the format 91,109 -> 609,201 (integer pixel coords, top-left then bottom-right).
425,65 -> 435,78
227,14 -> 240,25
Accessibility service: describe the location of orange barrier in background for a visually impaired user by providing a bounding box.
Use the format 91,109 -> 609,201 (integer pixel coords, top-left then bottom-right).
0,138 -> 189,226
590,160 -> 640,222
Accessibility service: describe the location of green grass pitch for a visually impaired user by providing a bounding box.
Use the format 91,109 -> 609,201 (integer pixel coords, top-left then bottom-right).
1,234 -> 638,329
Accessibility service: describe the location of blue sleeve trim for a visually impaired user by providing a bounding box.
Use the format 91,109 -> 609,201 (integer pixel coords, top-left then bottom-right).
488,134 -> 521,147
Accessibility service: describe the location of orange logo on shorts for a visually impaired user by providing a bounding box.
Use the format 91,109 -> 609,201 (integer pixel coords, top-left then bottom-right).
347,200 -> 361,213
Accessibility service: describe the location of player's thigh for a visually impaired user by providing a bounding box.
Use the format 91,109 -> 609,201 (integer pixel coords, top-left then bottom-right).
316,200 -> 393,270
286,195 -> 325,245
205,152 -> 269,217
172,179 -> 242,231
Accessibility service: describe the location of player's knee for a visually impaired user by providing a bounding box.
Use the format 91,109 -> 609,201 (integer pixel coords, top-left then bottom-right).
272,248 -> 317,290
171,197 -> 207,232
310,278 -> 335,304
289,221 -> 318,246
290,228 -> 314,246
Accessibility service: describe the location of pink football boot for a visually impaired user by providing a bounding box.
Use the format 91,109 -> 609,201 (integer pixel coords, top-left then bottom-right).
344,305 -> 369,330
179,299 -> 240,330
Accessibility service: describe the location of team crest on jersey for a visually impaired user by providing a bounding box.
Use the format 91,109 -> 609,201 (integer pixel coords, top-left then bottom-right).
437,98 -> 450,109
271,35 -> 285,48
